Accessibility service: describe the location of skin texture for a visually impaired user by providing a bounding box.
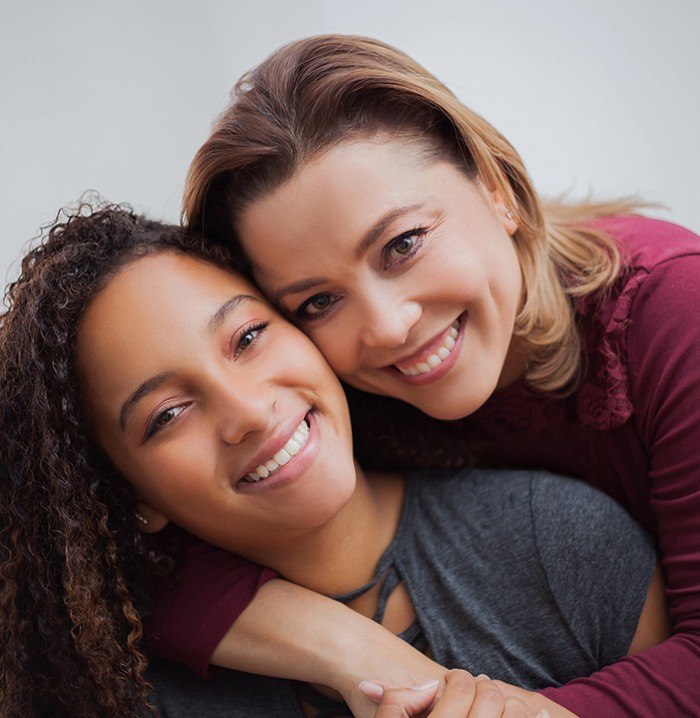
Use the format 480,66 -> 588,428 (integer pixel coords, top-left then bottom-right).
238,134 -> 525,421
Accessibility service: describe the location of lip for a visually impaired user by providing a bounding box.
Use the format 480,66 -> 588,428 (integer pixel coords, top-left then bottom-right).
236,410 -> 320,493
382,312 -> 467,386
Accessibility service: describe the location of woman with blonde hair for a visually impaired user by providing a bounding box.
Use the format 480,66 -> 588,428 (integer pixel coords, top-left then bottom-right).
0,203 -> 665,718
144,35 -> 699,716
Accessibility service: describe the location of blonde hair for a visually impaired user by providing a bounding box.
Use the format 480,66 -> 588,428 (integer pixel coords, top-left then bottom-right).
184,34 -> 640,394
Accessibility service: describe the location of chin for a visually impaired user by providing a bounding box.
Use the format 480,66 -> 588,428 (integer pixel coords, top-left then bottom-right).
297,463 -> 357,525
414,384 -> 494,421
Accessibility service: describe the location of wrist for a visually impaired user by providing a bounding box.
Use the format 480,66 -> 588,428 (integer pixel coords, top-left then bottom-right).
327,613 -> 444,697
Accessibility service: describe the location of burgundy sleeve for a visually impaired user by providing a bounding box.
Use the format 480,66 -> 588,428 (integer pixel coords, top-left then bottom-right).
541,254 -> 700,716
143,537 -> 278,678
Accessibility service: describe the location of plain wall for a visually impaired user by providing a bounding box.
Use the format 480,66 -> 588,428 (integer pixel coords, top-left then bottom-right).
2,0 -> 699,284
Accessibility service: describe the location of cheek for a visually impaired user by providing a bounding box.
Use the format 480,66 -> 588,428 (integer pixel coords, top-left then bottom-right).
118,435 -> 215,511
305,323 -> 358,377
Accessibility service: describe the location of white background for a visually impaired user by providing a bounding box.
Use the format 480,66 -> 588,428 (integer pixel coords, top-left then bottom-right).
2,0 -> 699,284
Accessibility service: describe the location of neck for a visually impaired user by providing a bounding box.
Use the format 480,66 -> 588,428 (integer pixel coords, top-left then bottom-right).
251,462 -> 404,601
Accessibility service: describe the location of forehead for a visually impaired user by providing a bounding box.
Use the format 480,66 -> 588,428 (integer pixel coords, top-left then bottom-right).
85,252 -> 256,323
245,136 -> 433,223
239,136 -> 448,264
76,253 -> 259,388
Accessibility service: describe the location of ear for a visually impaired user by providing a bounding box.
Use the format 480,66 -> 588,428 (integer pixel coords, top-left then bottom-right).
489,187 -> 519,237
134,500 -> 170,534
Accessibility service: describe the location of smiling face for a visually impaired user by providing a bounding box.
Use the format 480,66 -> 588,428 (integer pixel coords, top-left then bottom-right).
238,135 -> 525,420
76,252 -> 355,562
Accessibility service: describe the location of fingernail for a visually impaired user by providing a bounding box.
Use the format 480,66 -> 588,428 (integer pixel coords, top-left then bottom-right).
358,681 -> 384,700
475,673 -> 490,681
411,678 -> 440,691
538,710 -> 551,718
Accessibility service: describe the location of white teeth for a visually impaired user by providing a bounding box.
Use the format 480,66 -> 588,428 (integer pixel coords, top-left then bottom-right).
273,448 -> 292,465
426,354 -> 441,369
396,319 -> 461,376
245,418 -> 310,483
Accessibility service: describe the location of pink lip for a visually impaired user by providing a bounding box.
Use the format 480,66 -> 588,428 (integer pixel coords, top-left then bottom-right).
236,410 -> 320,493
383,312 -> 467,386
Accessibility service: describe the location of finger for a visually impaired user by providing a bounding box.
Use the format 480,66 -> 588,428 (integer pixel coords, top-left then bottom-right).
428,669 -> 477,717
463,676 -> 505,718
503,696 -> 531,718
372,682 -> 440,717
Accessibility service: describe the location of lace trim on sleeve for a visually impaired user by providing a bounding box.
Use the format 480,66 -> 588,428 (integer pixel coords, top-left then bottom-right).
575,269 -> 649,430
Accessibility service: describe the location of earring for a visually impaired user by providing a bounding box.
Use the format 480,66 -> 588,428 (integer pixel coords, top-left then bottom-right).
135,511 -> 149,526
505,209 -> 515,220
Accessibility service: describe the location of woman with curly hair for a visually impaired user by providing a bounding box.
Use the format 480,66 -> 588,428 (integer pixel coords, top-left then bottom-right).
0,203 -> 666,718
0,204 -> 232,717
139,34 -> 700,717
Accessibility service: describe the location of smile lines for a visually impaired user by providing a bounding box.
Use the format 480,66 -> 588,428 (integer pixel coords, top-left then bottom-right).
243,418 -> 310,482
395,319 -> 460,376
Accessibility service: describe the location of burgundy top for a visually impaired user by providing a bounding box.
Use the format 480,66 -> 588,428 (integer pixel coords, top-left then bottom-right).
144,216 -> 700,716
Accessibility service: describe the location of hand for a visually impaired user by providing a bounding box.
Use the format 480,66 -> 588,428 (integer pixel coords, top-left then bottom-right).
362,670 -> 552,718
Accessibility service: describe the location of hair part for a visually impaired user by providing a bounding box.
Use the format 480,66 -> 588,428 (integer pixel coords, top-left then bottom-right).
0,198 -> 231,717
184,34 -> 643,395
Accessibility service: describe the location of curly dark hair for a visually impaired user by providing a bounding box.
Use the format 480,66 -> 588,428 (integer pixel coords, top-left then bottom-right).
0,199 -> 232,718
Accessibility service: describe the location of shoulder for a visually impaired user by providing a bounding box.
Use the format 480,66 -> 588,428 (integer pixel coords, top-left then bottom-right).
403,469 -> 538,562
575,215 -> 700,429
528,473 -> 652,560
593,214 -> 700,270
529,474 -> 656,665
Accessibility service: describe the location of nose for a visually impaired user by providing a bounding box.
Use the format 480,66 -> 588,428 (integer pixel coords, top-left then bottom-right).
214,373 -> 276,446
359,289 -> 422,350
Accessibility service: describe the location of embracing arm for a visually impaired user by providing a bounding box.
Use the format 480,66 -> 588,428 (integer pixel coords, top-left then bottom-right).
144,542 -> 444,717
525,253 -> 700,717
211,579 -> 446,715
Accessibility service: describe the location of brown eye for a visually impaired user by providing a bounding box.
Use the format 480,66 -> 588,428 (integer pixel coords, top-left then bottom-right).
310,295 -> 332,310
146,404 -> 188,439
382,228 -> 426,267
296,293 -> 338,319
392,236 -> 416,255
234,321 -> 269,357
238,330 -> 257,350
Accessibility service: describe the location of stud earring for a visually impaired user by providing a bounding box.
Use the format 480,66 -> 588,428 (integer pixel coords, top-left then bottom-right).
135,511 -> 149,526
505,209 -> 515,220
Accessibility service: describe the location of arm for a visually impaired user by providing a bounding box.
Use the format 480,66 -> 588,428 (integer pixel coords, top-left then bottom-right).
536,255 -> 700,716
212,579 -> 446,717
144,540 -> 445,716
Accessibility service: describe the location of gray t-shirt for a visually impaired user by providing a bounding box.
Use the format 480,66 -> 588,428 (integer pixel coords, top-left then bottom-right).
147,470 -> 655,716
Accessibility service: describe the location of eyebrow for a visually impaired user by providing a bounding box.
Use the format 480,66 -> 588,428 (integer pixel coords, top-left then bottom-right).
118,293 -> 259,431
274,204 -> 424,303
119,372 -> 174,432
207,294 -> 258,334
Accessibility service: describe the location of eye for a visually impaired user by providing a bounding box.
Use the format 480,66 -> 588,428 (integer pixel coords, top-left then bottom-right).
295,292 -> 339,320
392,236 -> 416,255
146,403 -> 188,439
383,228 -> 426,267
234,321 -> 269,357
